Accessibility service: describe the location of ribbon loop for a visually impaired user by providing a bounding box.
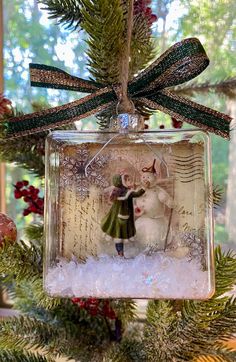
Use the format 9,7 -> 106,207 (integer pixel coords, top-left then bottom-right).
30,63 -> 104,93
128,38 -> 209,95
5,38 -> 231,139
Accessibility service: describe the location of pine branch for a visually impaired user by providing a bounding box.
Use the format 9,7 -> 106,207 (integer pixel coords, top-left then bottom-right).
174,249 -> 236,360
208,184 -> 224,209
129,13 -> 156,78
0,134 -> 45,177
214,247 -> 236,297
29,278 -> 63,310
144,300 -> 177,361
12,286 -> 115,359
0,240 -> 42,282
1,103 -> 76,176
174,78 -> 236,99
112,299 -> 137,326
24,223 -> 44,241
96,11 -> 156,129
80,0 -> 126,84
0,316 -> 67,357
0,350 -> 54,362
213,185 -> 224,208
104,338 -> 146,362
143,248 -> 236,361
38,0 -> 83,30
0,108 -> 46,176
195,347 -> 236,362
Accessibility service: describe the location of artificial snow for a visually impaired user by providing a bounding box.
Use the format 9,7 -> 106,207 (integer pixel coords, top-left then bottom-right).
45,253 -> 212,299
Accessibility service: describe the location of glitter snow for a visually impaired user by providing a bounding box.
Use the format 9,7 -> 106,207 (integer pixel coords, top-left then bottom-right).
45,253 -> 212,299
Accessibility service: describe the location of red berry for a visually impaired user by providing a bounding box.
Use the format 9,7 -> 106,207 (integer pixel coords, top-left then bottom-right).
89,308 -> 98,316
150,14 -> 157,23
14,190 -> 22,199
90,298 -> 99,305
71,297 -> 80,304
29,205 -> 38,213
159,124 -> 165,129
16,181 -> 24,189
109,311 -> 116,319
29,186 -> 35,193
37,199 -> 44,207
31,194 -> 38,200
23,196 -> 31,202
79,301 -> 86,308
21,189 -> 29,197
23,180 -> 29,186
145,7 -> 152,15
33,188 -> 40,195
23,209 -> 31,216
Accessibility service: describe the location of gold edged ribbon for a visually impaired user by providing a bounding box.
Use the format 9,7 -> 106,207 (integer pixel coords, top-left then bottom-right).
5,38 -> 232,139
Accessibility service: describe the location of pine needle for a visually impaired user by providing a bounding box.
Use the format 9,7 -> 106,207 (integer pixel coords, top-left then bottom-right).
39,0 -> 83,30
0,350 -> 55,362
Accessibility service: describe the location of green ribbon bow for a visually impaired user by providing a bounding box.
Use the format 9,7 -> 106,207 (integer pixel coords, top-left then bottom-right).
5,38 -> 232,139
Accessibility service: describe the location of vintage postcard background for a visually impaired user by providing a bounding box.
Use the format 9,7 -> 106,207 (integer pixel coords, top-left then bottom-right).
58,140 -> 207,263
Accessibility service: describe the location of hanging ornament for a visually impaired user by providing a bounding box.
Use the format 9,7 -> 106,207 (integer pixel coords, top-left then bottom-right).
6,1 -> 228,300
42,0 -> 218,300
0,213 -> 17,246
44,116 -> 214,300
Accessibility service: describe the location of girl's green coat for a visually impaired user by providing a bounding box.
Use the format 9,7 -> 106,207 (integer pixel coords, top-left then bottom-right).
101,188 -> 145,240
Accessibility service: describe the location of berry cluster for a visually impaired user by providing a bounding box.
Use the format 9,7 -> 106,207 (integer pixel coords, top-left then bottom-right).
71,298 -> 116,319
134,0 -> 157,25
14,181 -> 44,216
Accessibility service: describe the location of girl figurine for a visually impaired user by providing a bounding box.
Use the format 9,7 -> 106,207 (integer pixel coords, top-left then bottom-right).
101,173 -> 145,257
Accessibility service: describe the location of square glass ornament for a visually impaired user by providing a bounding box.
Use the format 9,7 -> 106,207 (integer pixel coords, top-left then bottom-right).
44,127 -> 214,299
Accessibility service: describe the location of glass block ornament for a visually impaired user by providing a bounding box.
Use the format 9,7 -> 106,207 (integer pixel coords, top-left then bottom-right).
44,116 -> 214,299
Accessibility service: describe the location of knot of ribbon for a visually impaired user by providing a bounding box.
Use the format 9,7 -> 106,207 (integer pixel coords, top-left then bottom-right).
5,38 -> 231,139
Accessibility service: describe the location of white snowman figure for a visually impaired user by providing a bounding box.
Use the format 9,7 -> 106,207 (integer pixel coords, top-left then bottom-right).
135,159 -> 174,252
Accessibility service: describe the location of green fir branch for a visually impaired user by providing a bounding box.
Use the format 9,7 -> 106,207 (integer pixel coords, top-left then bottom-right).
24,223 -> 44,242
0,350 -> 55,362
0,240 -> 42,282
112,299 -> 137,326
80,0 -> 125,84
1,103 -> 76,176
211,184 -> 224,209
104,338 -> 146,362
129,13 -> 156,78
0,316 -> 68,358
143,248 -> 236,361
195,347 -> 236,362
0,110 -> 45,176
144,300 -> 177,361
39,0 -> 83,30
29,278 -> 63,310
215,247 -> 236,297
0,135 -> 45,177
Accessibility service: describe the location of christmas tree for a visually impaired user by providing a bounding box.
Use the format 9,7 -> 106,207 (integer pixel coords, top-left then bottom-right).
0,1 -> 236,361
